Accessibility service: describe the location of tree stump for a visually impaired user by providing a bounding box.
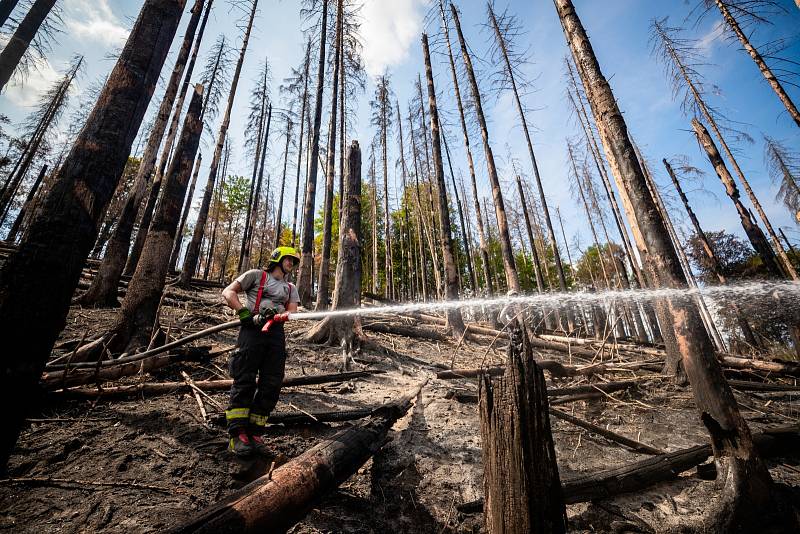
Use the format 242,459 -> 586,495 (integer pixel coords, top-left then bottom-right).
478,327 -> 566,534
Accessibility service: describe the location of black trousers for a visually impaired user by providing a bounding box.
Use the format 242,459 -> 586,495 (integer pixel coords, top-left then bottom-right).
226,323 -> 286,434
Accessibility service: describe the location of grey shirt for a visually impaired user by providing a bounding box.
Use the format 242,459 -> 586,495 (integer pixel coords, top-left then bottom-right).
235,269 -> 300,314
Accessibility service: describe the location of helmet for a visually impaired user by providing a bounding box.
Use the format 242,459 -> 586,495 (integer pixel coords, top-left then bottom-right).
268,246 -> 300,269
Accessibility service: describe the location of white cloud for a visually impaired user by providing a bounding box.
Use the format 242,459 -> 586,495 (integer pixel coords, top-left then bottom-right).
64,0 -> 128,46
2,50 -> 61,107
360,0 -> 425,77
698,20 -> 725,53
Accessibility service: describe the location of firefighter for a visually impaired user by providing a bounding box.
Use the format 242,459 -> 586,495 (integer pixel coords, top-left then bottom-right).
221,246 -> 300,457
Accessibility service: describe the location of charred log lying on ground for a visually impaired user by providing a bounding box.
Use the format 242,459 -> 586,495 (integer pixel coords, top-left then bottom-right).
171,381 -> 426,534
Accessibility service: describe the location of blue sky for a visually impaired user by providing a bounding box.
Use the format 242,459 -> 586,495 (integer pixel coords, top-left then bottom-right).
1,0 -> 799,262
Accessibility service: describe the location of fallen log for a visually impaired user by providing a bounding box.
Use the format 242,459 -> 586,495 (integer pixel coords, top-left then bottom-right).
437,361 -> 661,380
718,355 -> 800,377
727,379 -> 800,392
362,321 -> 449,342
171,381 -> 427,534
208,407 -> 380,427
51,370 -> 386,399
549,408 -> 664,455
446,380 -> 642,404
457,423 -> 800,513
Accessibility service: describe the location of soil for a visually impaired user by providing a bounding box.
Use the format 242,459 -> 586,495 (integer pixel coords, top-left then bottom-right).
1,286 -> 798,533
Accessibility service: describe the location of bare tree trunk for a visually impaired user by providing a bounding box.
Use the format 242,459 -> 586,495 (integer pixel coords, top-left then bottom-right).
423,32 -> 465,335
82,0 -> 206,304
396,100 -> 415,299
273,116 -> 292,249
0,0 -> 56,90
380,88 -> 393,301
305,140 -> 363,353
297,0 -> 328,307
291,42 -> 311,248
205,140 -> 228,279
0,0 -> 19,27
664,159 -> 759,348
239,91 -> 269,272
315,0 -> 343,311
0,0 -> 187,471
6,163 -> 46,240
515,176 -> 546,293
450,4 -> 519,292
243,102 -> 272,266
554,0 -> 779,529
169,152 -> 202,270
713,0 -> 799,128
443,133 -> 476,292
180,0 -> 256,286
109,85 -> 204,354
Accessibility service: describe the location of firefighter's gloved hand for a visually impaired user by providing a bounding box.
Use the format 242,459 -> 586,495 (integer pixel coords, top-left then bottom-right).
262,307 -> 279,320
238,308 -> 255,327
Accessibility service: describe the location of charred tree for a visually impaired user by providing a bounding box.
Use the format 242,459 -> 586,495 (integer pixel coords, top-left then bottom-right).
479,328 -> 567,534
555,0 -> 779,529
315,0 -> 343,311
305,140 -> 364,352
764,135 -> 800,223
170,152 -> 202,270
370,73 -> 394,300
180,0 -> 257,286
289,40 -> 312,248
0,0 -> 187,471
423,32 -> 465,336
0,0 -> 19,27
0,0 -> 56,91
450,3 -> 519,292
297,0 -> 329,307
109,85 -> 204,354
273,114 -> 292,248
5,163 -> 46,240
81,0 -> 207,305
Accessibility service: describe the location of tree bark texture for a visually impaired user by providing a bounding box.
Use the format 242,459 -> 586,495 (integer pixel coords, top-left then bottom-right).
81,0 -> 205,305
110,85 -> 204,353
170,151 -> 202,270
5,164 -> 47,241
180,0 -> 256,286
479,328 -> 567,534
0,0 -> 19,27
553,1 -> 775,529
450,4 -> 519,292
305,140 -> 362,347
0,0 -> 187,471
297,0 -> 328,307
423,32 -> 465,335
0,0 -> 56,90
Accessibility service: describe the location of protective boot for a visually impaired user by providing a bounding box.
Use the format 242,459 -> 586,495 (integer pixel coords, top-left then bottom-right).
249,432 -> 272,456
228,431 -> 254,458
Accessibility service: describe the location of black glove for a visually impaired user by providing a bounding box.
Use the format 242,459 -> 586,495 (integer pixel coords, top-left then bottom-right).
262,307 -> 279,320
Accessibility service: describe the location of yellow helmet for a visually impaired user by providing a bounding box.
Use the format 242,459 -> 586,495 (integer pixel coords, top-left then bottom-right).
268,246 -> 300,269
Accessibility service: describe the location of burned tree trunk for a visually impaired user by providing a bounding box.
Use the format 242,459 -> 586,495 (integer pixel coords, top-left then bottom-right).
712,0 -> 799,128
297,0 -> 329,307
273,115 -> 292,249
109,85 -> 204,354
81,0 -> 206,306
423,32 -> 465,336
663,158 -> 759,348
169,152 -> 202,270
315,0 -> 343,311
0,0 -> 56,91
516,176 -> 546,293
290,41 -> 311,248
5,163 -> 47,241
450,3 -> 519,292
238,89 -> 269,273
0,0 -> 187,471
180,0 -> 257,286
0,0 -> 19,27
305,140 -> 363,352
554,0 -> 777,529
479,327 -> 566,534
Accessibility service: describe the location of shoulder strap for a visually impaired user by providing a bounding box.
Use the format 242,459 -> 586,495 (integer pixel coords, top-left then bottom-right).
254,270 -> 268,312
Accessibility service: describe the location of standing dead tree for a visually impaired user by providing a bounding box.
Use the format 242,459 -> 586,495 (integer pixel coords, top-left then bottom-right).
554,0 -> 783,529
450,2 -> 519,292
438,0 -> 493,297
273,111 -> 293,248
108,85 -> 204,354
180,0 -> 258,286
0,0 -> 188,471
305,140 -> 364,357
651,18 -> 797,280
763,135 -> 800,224
370,72 -> 394,301
422,32 -> 465,336
0,0 -> 57,90
487,2 -> 568,296
297,0 -> 330,307
285,40 -> 312,247
0,1 -> 19,27
80,0 -> 207,306
700,0 -> 800,128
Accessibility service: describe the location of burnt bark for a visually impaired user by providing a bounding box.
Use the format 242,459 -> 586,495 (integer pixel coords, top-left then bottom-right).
5,163 -> 46,241
169,151 -> 202,270
273,115 -> 292,249
0,0 -> 19,27
297,0 -> 329,307
180,0 -> 256,286
479,328 -> 567,534
81,0 -> 206,305
554,0 -> 776,529
0,0 -> 56,90
423,32 -> 465,336
109,85 -> 204,354
0,0 -> 187,471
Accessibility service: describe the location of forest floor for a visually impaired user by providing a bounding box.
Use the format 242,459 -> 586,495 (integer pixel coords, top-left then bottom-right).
1,285 -> 798,533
